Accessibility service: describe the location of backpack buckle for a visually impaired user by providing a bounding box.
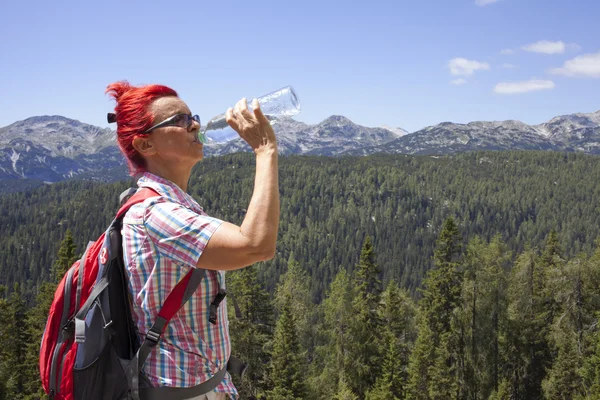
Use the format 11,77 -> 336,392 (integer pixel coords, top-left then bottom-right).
145,316 -> 167,345
146,327 -> 161,345
209,289 -> 227,325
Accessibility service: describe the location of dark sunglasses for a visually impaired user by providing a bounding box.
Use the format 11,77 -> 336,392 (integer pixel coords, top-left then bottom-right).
144,114 -> 206,144
144,113 -> 199,133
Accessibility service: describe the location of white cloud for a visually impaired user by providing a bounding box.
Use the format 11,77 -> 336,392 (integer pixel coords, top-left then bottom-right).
448,58 -> 490,76
549,51 -> 600,78
522,40 -> 566,54
450,78 -> 467,85
494,79 -> 555,94
500,49 -> 515,55
502,63 -> 517,69
475,0 -> 500,5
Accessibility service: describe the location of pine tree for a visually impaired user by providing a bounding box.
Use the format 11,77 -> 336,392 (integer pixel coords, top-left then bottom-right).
459,235 -> 510,399
312,269 -> 356,399
274,255 -> 314,354
268,294 -> 307,400
368,281 -> 416,400
23,282 -> 56,400
407,217 -> 463,400
580,242 -> 600,398
4,283 -> 28,400
21,230 -> 78,399
428,332 -> 458,400
334,379 -> 359,400
227,265 -> 274,399
51,229 -> 77,281
0,285 -> 11,400
583,326 -> 600,399
505,240 -> 558,400
347,235 -> 383,396
366,337 -> 402,400
425,218 -> 462,334
504,248 -> 537,399
542,328 -> 584,399
354,236 -> 382,317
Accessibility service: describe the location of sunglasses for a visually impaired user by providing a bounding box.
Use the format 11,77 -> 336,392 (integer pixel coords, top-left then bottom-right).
144,114 -> 207,144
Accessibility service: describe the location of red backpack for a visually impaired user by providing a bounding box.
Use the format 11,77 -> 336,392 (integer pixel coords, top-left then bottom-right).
39,188 -> 242,400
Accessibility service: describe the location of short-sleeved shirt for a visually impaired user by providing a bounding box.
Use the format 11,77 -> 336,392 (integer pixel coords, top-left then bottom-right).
122,172 -> 237,398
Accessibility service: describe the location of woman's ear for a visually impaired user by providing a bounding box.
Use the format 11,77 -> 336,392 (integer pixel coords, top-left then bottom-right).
132,135 -> 157,157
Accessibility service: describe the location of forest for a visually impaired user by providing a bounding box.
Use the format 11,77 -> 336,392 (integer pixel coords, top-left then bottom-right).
1,150 -> 600,399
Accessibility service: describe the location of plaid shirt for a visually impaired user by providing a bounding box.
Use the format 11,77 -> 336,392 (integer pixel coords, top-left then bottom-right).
122,172 -> 237,398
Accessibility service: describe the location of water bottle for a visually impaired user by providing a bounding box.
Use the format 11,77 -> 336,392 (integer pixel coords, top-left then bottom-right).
203,85 -> 301,143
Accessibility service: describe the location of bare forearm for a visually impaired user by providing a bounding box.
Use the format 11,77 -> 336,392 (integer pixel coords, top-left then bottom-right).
240,147 -> 280,255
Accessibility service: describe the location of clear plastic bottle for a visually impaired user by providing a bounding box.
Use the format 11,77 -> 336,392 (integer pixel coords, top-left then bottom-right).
203,85 -> 301,143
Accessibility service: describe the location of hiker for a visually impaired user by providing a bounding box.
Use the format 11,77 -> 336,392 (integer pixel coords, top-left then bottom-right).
106,81 -> 280,400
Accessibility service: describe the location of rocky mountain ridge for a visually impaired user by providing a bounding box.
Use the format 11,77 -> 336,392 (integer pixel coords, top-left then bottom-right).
1,110 -> 598,189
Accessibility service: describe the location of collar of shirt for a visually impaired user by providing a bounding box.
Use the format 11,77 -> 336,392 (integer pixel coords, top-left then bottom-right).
136,172 -> 204,214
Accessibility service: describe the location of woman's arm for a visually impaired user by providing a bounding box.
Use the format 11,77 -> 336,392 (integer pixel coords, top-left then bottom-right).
197,98 -> 280,271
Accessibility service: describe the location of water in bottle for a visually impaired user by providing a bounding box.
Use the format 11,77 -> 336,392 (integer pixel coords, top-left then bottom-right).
203,85 -> 301,143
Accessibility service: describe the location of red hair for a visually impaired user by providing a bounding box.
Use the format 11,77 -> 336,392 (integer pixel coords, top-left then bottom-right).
106,81 -> 178,176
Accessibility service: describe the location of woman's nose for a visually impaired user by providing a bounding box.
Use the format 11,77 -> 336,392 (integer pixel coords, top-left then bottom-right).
189,119 -> 200,131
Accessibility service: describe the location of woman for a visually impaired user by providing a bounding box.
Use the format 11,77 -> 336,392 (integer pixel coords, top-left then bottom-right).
106,81 -> 279,400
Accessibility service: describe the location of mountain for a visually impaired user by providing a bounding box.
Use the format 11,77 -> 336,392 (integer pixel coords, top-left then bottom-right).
0,116 -> 125,182
345,110 -> 600,156
205,115 -> 404,156
2,111 -> 600,192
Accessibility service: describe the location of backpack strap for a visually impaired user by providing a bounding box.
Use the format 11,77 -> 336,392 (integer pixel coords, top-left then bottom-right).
129,268 -> 206,400
116,187 -> 160,218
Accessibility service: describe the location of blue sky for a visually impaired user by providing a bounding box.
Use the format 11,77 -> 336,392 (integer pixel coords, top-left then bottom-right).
0,0 -> 598,133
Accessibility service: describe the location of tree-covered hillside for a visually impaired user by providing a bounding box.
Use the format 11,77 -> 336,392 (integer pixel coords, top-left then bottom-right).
1,151 -> 600,302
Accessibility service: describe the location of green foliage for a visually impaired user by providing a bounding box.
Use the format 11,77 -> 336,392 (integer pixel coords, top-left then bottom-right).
227,265 -> 274,399
542,328 -> 583,399
3,152 -> 600,399
347,236 -> 384,396
312,269 -> 357,399
1,284 -> 29,400
4,151 -> 600,301
268,294 -> 307,400
371,281 -> 416,400
274,255 -> 315,354
407,218 -> 463,400
458,235 -> 511,399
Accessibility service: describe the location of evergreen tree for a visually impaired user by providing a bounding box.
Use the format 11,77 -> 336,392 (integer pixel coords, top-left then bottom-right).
268,294 -> 307,400
334,379 -> 359,400
583,325 -> 600,399
459,235 -> 510,400
542,328 -> 584,399
274,254 -> 314,354
21,230 -> 78,399
366,337 -> 402,400
347,235 -> 383,396
4,283 -> 28,400
368,281 -> 417,400
407,218 -> 463,400
504,248 -> 536,399
312,269 -> 356,399
51,229 -> 77,281
0,285 -> 11,400
406,322 -> 436,400
428,332 -> 458,400
227,265 -> 274,399
23,282 -> 55,400
505,240 -> 557,400
424,218 -> 462,334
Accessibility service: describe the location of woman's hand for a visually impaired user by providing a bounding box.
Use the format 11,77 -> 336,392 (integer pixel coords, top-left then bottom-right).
225,98 -> 277,154
199,98 -> 280,271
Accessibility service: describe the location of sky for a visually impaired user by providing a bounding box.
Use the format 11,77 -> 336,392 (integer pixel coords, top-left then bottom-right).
0,0 -> 599,133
